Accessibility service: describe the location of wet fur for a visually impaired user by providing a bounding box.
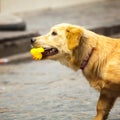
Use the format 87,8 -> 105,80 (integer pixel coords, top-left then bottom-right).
32,23 -> 120,120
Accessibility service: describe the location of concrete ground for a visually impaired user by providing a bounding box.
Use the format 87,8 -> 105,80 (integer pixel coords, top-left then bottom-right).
0,61 -> 120,120
0,0 -> 120,120
18,0 -> 120,35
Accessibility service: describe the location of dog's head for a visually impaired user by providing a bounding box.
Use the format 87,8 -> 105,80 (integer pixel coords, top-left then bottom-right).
31,23 -> 84,69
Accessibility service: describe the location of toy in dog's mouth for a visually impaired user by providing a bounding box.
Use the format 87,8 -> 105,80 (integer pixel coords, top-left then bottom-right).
42,48 -> 59,58
30,47 -> 59,60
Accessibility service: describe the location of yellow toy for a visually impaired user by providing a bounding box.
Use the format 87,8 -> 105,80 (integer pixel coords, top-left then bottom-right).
30,47 -> 44,60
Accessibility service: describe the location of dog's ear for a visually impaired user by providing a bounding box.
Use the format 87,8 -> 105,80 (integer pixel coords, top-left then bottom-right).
66,26 -> 83,50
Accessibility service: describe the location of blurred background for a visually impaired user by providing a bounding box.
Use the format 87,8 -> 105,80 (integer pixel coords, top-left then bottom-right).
0,0 -> 120,120
0,0 -> 107,13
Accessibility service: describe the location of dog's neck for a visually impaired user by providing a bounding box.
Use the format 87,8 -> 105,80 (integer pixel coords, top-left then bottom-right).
80,48 -> 94,70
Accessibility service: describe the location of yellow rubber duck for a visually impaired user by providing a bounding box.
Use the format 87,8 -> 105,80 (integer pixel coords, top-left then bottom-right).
30,47 -> 44,60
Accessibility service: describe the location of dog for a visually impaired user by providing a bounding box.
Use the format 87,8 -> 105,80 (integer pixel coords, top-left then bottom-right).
31,23 -> 120,120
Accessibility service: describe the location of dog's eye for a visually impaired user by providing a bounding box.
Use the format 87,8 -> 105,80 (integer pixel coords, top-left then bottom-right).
51,31 -> 57,36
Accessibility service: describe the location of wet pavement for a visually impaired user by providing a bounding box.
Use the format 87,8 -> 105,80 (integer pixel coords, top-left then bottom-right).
0,60 -> 120,120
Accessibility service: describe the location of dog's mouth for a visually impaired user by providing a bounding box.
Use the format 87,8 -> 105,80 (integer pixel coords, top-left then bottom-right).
42,48 -> 59,58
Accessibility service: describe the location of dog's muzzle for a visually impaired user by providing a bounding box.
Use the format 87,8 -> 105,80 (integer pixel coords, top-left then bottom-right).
31,38 -> 36,44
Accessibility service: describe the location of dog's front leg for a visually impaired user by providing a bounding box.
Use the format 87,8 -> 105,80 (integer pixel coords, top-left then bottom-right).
94,92 -> 117,120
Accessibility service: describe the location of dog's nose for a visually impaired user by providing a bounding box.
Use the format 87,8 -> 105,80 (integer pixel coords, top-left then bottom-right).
31,38 -> 36,44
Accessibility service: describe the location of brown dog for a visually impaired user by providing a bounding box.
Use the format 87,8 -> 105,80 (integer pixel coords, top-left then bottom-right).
31,23 -> 120,120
